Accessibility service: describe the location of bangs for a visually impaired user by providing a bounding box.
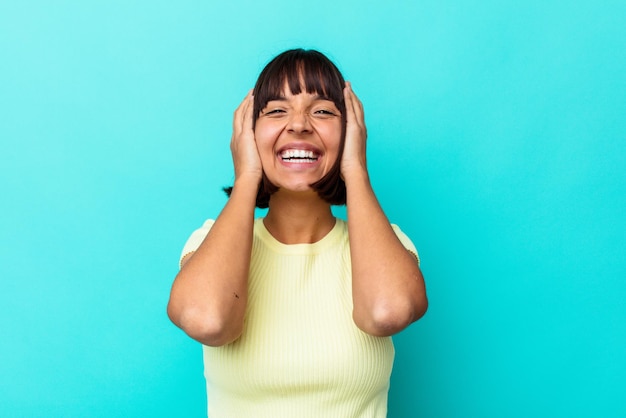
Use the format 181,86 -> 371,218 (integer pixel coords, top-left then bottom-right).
253,49 -> 346,120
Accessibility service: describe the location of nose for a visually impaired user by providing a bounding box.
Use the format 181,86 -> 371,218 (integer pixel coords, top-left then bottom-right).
286,112 -> 312,134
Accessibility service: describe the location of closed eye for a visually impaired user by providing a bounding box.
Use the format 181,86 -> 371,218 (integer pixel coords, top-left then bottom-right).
313,109 -> 339,118
263,109 -> 286,116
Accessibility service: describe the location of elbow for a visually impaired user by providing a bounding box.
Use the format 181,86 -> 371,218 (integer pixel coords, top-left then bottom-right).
414,295 -> 429,322
189,318 -> 242,347
355,296 -> 428,337
354,305 -> 411,337
167,302 -> 242,347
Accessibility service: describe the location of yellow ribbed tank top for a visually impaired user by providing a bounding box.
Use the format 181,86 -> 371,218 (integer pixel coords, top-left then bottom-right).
181,218 -> 418,418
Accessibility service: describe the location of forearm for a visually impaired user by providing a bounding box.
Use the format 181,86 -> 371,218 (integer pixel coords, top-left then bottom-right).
345,169 -> 427,336
167,175 -> 259,346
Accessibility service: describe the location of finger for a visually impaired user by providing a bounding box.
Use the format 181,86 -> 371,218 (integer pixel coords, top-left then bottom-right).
233,90 -> 253,135
344,82 -> 363,131
344,82 -> 357,125
243,91 -> 254,134
346,83 -> 365,128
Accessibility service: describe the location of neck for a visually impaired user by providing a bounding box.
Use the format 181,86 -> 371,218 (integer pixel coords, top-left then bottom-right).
264,191 -> 335,244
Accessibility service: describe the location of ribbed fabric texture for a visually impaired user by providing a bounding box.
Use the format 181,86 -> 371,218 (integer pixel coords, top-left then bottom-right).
180,218 -> 419,418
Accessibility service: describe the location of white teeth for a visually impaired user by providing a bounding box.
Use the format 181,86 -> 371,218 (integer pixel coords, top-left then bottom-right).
280,149 -> 317,160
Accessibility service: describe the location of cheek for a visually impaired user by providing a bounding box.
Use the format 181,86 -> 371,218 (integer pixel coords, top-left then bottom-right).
254,119 -> 285,138
315,122 -> 343,153
254,124 -> 281,149
254,124 -> 285,170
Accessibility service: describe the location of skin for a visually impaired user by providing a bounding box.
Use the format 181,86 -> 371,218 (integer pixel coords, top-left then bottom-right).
167,82 -> 428,346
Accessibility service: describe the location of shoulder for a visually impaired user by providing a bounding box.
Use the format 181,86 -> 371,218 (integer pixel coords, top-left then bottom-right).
179,219 -> 216,267
390,223 -> 420,265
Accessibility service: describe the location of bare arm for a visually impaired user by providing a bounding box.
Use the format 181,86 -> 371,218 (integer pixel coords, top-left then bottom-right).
167,92 -> 261,346
342,83 -> 428,336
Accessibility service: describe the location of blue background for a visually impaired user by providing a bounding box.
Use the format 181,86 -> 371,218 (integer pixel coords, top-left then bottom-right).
1,1 -> 624,417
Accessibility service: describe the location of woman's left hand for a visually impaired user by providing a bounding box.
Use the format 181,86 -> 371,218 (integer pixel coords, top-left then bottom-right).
341,82 -> 368,179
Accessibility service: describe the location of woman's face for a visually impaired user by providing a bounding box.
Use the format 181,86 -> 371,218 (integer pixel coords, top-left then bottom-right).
254,85 -> 342,196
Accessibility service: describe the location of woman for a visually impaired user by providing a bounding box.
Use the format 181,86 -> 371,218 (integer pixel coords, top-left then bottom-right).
167,49 -> 428,417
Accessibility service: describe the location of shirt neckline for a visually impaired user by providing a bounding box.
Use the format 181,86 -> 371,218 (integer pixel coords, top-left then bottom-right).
254,217 -> 344,254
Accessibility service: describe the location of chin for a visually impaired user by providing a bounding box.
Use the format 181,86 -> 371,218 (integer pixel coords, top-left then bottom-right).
275,185 -> 318,197
270,175 -> 319,192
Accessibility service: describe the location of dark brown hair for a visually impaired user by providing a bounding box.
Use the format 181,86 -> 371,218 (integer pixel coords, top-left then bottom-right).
224,48 -> 347,208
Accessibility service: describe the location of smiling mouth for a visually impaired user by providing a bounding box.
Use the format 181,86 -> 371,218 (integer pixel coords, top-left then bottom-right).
279,149 -> 320,163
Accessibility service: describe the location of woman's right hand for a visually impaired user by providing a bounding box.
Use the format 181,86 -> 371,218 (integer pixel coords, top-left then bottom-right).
231,90 -> 263,182
169,92 -> 259,347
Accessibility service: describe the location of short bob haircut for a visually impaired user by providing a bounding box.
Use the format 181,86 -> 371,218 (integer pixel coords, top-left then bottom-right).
224,48 -> 347,208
